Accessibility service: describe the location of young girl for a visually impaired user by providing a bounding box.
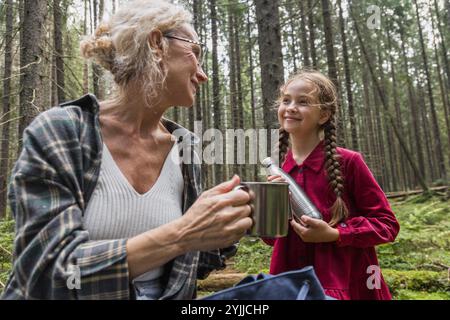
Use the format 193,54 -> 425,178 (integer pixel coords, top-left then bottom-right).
264,70 -> 400,300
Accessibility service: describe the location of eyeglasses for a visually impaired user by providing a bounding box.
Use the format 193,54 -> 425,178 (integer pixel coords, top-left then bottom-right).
163,34 -> 207,67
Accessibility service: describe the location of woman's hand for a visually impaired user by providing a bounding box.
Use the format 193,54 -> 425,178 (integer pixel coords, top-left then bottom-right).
177,175 -> 253,252
290,215 -> 339,243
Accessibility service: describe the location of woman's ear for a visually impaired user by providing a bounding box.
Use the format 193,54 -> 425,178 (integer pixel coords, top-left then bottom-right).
148,29 -> 164,57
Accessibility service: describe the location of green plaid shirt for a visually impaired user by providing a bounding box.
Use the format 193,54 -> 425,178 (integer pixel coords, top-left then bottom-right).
1,94 -> 235,300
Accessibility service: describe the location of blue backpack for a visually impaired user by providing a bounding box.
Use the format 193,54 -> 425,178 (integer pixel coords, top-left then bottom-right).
202,266 -> 335,300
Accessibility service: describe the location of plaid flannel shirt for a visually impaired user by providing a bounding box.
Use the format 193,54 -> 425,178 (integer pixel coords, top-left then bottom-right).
1,94 -> 236,300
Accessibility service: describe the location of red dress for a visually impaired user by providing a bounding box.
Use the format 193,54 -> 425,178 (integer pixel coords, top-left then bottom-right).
263,141 -> 400,300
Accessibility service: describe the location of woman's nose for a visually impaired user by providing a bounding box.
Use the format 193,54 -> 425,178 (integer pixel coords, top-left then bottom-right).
197,66 -> 208,83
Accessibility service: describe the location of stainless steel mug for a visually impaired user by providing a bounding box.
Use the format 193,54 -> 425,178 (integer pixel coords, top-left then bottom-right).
234,182 -> 290,238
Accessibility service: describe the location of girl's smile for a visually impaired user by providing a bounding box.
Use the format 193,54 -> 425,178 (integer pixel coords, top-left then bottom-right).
284,115 -> 303,121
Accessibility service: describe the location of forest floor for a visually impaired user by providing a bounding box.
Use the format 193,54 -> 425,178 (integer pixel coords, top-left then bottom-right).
1,193 -> 449,300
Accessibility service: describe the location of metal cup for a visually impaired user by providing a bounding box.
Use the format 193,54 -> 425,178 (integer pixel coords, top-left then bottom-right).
234,182 -> 290,238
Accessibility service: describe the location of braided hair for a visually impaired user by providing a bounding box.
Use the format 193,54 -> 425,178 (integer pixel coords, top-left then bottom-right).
276,69 -> 349,227
277,127 -> 290,166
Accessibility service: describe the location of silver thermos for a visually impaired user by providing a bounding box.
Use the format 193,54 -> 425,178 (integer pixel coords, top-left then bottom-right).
262,157 -> 323,220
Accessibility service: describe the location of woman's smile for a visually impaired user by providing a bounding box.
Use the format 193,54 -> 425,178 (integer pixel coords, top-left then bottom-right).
191,80 -> 198,94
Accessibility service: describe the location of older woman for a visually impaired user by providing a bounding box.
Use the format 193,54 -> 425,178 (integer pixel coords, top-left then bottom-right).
2,0 -> 252,300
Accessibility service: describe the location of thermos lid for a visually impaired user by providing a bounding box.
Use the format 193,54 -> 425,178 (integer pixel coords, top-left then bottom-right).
261,157 -> 273,168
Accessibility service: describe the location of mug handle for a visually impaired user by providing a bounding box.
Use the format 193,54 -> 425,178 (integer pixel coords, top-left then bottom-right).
232,184 -> 255,236
233,184 -> 255,204
233,184 -> 249,193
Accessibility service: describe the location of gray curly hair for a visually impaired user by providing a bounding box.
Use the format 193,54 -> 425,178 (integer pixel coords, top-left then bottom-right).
80,0 -> 193,105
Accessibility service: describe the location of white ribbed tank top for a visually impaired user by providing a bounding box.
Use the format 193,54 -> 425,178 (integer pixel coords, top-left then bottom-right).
83,141 -> 184,282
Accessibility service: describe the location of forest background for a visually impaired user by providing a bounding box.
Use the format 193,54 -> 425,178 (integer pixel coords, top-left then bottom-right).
0,0 -> 449,299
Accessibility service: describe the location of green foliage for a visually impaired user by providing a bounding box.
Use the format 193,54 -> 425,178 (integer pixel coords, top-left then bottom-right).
383,269 -> 449,296
0,219 -> 14,293
395,289 -> 450,300
234,237 -> 272,274
377,196 -> 450,271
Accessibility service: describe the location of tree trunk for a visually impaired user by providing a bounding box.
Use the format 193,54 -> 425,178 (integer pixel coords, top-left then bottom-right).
361,63 -> 382,184
321,0 -> 338,84
210,0 -> 223,183
321,0 -> 345,147
191,0 -> 201,132
19,0 -> 48,149
91,0 -> 104,100
198,4 -> 211,189
83,0 -> 89,94
234,8 -> 245,177
91,0 -> 99,98
399,23 -> 426,182
247,7 -> 258,180
337,0 -> 358,150
376,36 -> 397,191
98,0 -> 105,98
171,107 -> 179,124
298,0 -> 310,67
446,0 -> 450,34
360,65 -> 371,159
227,2 -> 239,176
372,84 -> 388,189
254,0 -> 284,157
194,1 -> 203,125
419,88 -> 438,181
0,0 -> 14,219
53,0 -> 65,104
307,0 -> 318,68
286,2 -> 298,72
387,28 -> 408,191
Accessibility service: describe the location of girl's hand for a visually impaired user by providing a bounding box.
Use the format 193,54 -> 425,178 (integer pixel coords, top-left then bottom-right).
290,215 -> 339,243
267,175 -> 286,183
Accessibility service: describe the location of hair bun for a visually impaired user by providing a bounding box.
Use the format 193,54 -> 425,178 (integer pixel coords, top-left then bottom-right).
80,23 -> 116,71
95,23 -> 111,37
